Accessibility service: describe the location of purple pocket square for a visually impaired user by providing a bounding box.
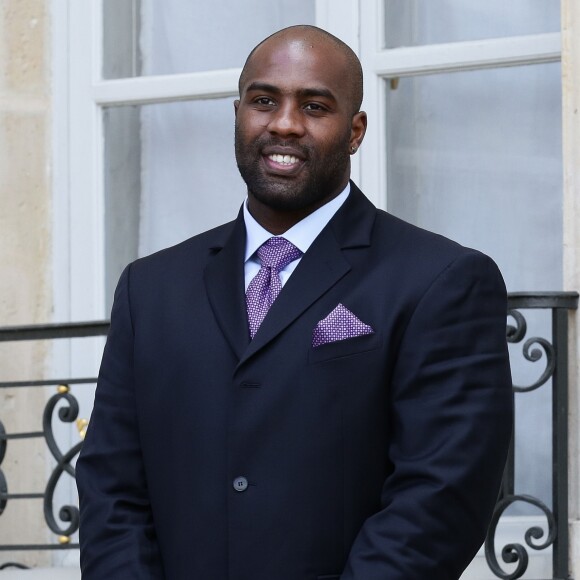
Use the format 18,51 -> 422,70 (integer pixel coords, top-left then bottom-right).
312,303 -> 374,348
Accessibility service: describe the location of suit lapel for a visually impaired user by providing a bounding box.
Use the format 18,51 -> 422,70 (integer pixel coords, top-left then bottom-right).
238,183 -> 376,367
203,210 -> 250,360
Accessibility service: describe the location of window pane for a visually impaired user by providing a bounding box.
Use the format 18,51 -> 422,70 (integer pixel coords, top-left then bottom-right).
384,0 -> 560,48
386,63 -> 562,293
103,0 -> 142,78
104,98 -> 245,307
102,0 -> 315,79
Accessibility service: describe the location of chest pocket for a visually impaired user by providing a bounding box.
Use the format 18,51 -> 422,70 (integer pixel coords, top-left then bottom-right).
308,331 -> 382,364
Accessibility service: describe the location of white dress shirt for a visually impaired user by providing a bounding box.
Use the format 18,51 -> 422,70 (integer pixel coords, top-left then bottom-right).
243,183 -> 350,290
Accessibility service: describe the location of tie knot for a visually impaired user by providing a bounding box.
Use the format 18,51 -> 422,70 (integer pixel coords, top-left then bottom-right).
257,237 -> 302,271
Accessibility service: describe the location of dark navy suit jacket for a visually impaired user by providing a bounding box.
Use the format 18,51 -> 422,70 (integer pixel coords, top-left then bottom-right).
77,183 -> 513,579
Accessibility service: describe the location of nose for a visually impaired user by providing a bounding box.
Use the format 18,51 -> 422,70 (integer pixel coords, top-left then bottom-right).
266,101 -> 305,138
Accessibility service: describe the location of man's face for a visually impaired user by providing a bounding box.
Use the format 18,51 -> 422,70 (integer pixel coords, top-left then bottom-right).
234,37 -> 364,214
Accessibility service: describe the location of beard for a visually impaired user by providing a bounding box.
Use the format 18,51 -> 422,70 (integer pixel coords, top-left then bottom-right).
234,125 -> 351,213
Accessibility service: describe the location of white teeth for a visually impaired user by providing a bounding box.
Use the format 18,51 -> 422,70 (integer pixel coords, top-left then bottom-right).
269,153 -> 299,165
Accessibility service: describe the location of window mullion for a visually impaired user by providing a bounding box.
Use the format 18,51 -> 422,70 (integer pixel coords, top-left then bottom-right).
373,32 -> 561,78
92,68 -> 241,106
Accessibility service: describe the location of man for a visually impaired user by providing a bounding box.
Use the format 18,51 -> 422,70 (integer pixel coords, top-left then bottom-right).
77,25 -> 513,579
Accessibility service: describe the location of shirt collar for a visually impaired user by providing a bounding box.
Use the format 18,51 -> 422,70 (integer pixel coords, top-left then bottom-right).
243,183 -> 351,262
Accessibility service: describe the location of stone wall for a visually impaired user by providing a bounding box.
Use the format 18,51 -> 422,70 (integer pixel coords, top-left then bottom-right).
0,0 -> 52,567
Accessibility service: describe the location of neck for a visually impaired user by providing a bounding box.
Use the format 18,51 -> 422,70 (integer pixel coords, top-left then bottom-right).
247,187 -> 346,235
245,201 -> 309,235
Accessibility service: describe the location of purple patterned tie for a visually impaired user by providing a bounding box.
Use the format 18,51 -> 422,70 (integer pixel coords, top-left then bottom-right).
246,237 -> 302,339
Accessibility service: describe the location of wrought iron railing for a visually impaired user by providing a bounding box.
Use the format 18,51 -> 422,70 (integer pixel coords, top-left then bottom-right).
484,292 -> 578,580
0,292 -> 578,577
0,321 -> 109,568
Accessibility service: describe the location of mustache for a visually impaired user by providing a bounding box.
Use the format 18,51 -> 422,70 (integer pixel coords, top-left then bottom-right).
256,137 -> 313,158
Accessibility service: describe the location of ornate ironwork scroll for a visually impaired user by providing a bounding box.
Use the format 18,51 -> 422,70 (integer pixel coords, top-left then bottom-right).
507,309 -> 556,393
42,385 -> 83,540
485,495 -> 556,579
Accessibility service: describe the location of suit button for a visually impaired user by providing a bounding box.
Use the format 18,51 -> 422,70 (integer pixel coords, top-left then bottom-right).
233,476 -> 248,492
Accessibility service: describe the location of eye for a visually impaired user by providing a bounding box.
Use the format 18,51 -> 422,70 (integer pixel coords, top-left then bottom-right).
254,97 -> 276,106
304,103 -> 327,113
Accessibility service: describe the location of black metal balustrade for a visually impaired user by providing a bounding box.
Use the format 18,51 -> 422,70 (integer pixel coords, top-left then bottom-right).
0,321 -> 109,569
484,292 -> 578,580
0,293 -> 578,577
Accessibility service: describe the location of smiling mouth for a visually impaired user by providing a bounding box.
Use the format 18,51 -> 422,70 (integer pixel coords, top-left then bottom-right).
267,153 -> 301,165
262,152 -> 305,176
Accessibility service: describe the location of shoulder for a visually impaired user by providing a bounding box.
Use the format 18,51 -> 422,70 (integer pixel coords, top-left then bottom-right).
347,182 -> 492,271
339,183 -> 504,293
379,205 -> 500,266
375,208 -> 465,259
128,219 -> 236,278
371,207 -> 505,298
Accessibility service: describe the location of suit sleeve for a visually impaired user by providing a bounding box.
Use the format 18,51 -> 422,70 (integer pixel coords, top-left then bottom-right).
342,251 -> 513,579
76,265 -> 165,579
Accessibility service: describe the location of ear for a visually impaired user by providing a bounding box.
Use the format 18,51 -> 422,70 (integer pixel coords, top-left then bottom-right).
234,99 -> 240,116
349,111 -> 367,152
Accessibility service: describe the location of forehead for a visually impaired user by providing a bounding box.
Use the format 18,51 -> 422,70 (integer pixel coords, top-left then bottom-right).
242,37 -> 350,101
